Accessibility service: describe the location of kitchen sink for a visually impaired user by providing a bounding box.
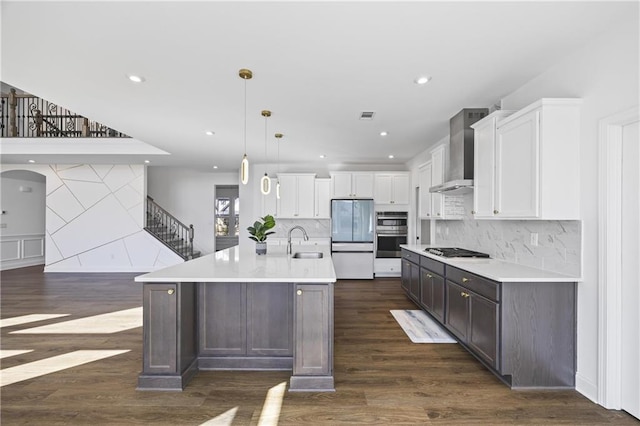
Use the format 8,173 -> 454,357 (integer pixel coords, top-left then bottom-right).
292,252 -> 323,259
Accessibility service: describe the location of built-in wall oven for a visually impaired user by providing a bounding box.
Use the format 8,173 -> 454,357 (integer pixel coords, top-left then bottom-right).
376,211 -> 408,258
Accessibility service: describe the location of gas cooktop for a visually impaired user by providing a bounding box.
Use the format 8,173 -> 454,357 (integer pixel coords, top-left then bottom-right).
425,247 -> 490,258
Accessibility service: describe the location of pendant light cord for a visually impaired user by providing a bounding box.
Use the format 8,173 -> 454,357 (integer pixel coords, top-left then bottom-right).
243,78 -> 247,155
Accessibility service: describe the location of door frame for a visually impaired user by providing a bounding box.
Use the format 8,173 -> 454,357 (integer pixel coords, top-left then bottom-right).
598,106 -> 639,409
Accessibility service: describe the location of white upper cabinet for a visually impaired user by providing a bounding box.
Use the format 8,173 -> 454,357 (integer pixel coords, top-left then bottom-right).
277,173 -> 316,218
314,178 -> 331,218
472,111 -> 514,218
473,99 -> 581,220
331,172 -> 374,198
374,173 -> 410,205
418,161 -> 433,219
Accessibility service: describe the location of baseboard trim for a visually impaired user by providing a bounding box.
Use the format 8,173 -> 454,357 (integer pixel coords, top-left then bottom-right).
0,258 -> 44,271
576,372 -> 598,403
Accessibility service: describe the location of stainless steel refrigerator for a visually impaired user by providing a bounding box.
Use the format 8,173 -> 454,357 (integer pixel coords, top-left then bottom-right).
331,199 -> 375,279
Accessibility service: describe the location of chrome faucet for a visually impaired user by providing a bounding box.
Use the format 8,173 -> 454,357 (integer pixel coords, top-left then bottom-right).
287,226 -> 309,255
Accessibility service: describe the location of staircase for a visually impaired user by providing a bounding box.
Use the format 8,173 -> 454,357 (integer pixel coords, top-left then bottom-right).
144,196 -> 201,260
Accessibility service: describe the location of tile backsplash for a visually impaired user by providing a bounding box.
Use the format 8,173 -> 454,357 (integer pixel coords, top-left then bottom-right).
270,219 -> 331,239
434,218 -> 582,277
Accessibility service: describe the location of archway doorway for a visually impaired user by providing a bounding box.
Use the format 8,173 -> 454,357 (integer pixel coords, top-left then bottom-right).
0,170 -> 46,270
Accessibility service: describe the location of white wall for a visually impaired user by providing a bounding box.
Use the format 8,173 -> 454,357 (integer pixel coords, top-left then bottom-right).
499,16 -> 639,401
405,14 -> 639,402
0,164 -> 182,272
0,170 -> 46,270
147,167 -> 238,255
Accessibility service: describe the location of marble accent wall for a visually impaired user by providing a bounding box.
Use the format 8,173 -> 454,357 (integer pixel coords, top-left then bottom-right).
1,164 -> 183,272
434,218 -> 581,276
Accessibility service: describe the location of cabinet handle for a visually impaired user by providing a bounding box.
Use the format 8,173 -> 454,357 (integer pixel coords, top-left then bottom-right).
471,210 -> 476,215
437,213 -> 441,216
296,289 -> 302,296
462,277 -> 470,283
460,292 -> 470,298
426,213 -> 430,217
426,274 -> 433,278
493,209 -> 499,214
391,201 -> 395,204
167,289 -> 175,295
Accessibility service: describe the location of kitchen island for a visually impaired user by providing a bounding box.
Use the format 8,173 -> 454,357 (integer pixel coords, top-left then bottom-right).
134,245 -> 336,392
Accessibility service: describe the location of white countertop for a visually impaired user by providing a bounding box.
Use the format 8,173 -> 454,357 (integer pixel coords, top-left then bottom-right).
135,244 -> 336,283
400,244 -> 581,283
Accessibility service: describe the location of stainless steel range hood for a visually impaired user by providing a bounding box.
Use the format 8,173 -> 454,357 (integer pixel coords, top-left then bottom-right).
429,108 -> 489,195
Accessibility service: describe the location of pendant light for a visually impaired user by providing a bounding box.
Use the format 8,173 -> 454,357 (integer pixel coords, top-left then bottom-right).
260,110 -> 272,195
239,68 -> 252,185
274,133 -> 283,199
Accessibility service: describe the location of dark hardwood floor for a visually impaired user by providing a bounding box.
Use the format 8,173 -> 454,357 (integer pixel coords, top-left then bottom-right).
1,265 -> 636,425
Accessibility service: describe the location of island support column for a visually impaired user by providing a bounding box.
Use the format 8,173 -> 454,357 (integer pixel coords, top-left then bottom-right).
289,282 -> 335,392
137,282 -> 198,391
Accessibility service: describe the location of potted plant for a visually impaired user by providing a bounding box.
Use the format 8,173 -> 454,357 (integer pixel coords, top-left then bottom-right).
247,214 -> 276,255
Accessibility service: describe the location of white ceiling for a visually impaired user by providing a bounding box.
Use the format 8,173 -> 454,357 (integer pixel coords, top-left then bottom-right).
1,1 -> 636,171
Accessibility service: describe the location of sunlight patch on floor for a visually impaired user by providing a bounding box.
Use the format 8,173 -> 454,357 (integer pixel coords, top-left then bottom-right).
199,407 -> 239,426
11,307 -> 142,334
0,350 -> 33,359
257,381 -> 287,426
0,350 -> 130,387
0,314 -> 70,328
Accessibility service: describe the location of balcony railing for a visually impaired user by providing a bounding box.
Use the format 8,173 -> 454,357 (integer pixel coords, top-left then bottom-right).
1,88 -> 129,138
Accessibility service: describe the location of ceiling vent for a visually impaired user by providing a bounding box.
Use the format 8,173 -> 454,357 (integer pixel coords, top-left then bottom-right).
359,111 -> 375,120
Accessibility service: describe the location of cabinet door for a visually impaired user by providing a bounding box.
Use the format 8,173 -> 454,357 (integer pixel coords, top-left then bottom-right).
401,259 -> 411,293
143,284 -> 178,374
495,111 -> 540,218
468,293 -> 499,370
314,179 -> 331,218
332,173 -> 353,198
199,282 -> 247,355
420,268 -> 434,311
431,273 -> 445,323
294,284 -> 331,376
374,174 -> 393,204
431,147 -> 445,218
418,162 -> 433,219
409,261 -> 420,301
247,283 -> 293,356
353,173 -> 374,198
296,175 -> 316,218
445,281 -> 469,341
392,174 -> 410,204
278,174 -> 299,218
473,119 -> 496,218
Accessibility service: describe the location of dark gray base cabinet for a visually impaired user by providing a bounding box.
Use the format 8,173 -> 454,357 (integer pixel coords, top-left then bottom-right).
400,249 -> 576,389
419,257 -> 445,323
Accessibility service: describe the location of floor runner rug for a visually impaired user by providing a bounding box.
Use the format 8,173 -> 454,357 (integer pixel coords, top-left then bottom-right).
390,309 -> 457,343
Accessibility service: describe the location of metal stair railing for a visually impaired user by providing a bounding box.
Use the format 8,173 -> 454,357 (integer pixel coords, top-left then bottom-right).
144,196 -> 197,260
1,87 -> 129,138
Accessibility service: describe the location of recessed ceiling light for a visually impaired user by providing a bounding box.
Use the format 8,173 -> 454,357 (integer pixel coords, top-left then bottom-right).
388,155 -> 395,159
144,160 -> 150,164
213,165 -> 218,169
205,131 -> 215,136
127,74 -> 145,83
414,75 -> 431,85
27,159 -> 35,163
319,155 -> 326,159
380,131 -> 388,136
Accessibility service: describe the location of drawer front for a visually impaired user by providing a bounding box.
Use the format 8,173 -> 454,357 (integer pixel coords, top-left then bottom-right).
445,266 -> 500,302
401,249 -> 420,264
420,256 -> 445,276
